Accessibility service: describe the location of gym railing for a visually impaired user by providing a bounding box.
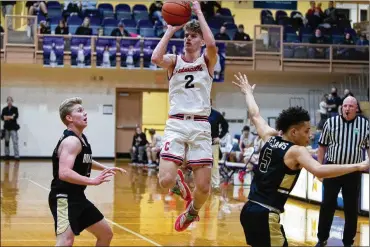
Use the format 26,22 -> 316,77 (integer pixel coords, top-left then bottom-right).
1,15 -> 369,70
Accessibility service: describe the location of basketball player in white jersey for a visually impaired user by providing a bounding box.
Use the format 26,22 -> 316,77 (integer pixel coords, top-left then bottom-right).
151,0 -> 217,232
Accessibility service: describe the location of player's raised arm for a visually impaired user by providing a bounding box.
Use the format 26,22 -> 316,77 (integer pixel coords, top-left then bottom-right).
191,0 -> 217,68
151,25 -> 183,69
232,73 -> 279,142
292,146 -> 369,178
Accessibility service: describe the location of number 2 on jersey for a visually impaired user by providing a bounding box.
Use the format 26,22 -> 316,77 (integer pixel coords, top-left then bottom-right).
185,75 -> 195,89
259,147 -> 272,173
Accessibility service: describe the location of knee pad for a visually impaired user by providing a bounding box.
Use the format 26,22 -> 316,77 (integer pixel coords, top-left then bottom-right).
5,141 -> 9,147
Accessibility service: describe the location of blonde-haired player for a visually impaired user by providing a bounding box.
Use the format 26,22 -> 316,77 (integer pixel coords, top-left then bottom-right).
49,97 -> 126,246
151,0 -> 218,232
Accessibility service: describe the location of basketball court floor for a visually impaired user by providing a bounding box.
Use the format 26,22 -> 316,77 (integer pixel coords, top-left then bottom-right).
1,160 -> 369,246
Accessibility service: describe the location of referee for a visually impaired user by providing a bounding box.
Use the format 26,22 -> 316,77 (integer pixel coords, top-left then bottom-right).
316,96 -> 369,247
208,100 -> 229,191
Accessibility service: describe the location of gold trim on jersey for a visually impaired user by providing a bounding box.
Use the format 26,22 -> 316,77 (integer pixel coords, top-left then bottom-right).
56,198 -> 69,235
268,212 -> 286,246
279,173 -> 297,190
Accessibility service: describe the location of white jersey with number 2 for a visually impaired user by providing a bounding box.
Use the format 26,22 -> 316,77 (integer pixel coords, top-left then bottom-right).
168,54 -> 213,117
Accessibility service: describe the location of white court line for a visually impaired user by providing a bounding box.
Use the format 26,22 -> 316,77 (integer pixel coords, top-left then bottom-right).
25,178 -> 162,247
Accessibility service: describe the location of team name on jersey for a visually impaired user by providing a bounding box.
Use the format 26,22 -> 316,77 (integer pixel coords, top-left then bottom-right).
83,154 -> 92,163
268,138 -> 289,150
176,64 -> 203,74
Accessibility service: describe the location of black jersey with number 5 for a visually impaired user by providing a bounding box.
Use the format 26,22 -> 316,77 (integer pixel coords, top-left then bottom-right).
248,136 -> 301,212
50,129 -> 93,194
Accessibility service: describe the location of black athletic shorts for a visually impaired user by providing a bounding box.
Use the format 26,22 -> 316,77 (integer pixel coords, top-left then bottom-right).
240,200 -> 288,247
48,190 -> 104,236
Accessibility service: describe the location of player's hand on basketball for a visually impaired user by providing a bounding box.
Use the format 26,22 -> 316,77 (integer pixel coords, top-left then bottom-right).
90,168 -> 115,185
190,0 -> 201,15
167,24 -> 185,33
232,72 -> 256,95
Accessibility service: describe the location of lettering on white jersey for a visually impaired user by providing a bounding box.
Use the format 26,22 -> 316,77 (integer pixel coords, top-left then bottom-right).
168,55 -> 213,116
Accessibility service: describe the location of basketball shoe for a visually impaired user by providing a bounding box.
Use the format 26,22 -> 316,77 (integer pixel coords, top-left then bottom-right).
169,169 -> 192,202
175,200 -> 200,232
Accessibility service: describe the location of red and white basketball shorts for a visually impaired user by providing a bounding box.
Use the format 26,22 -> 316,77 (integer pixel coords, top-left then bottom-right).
160,114 -> 213,168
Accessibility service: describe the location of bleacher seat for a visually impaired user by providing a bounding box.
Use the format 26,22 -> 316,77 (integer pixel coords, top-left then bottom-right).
47,1 -> 61,9
103,18 -> 118,36
83,9 -> 101,20
277,16 -> 291,26
133,11 -> 149,22
90,17 -> 101,35
67,15 -> 83,34
154,22 -> 164,36
275,10 -> 288,23
132,4 -> 148,12
98,3 -> 114,19
224,23 -> 237,39
121,18 -> 137,34
116,4 -> 132,20
284,26 -> 298,42
217,8 -> 232,16
299,26 -> 313,43
261,10 -> 274,25
331,27 -> 344,44
139,28 -> 156,37
209,21 -> 222,36
49,17 -> 62,32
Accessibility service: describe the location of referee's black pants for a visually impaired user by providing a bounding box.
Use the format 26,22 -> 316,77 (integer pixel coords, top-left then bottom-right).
317,170 -> 361,246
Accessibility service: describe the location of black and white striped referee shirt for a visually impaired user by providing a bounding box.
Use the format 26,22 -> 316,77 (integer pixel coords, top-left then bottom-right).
318,115 -> 369,164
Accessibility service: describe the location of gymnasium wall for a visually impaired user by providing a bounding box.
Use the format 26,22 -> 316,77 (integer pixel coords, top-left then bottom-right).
0,86 -> 115,158
1,71 -> 344,158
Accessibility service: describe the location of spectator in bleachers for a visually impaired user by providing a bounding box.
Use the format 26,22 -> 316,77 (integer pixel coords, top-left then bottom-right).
233,24 -> 250,41
306,1 -> 317,17
110,22 -> 130,37
39,20 -> 51,34
238,125 -> 255,158
149,1 -> 166,25
215,25 -> 230,40
63,0 -> 83,19
317,94 -> 329,130
146,129 -> 162,167
309,29 -> 328,58
26,1 -> 48,18
326,87 -> 342,117
200,1 -> 221,21
1,1 -> 16,30
130,126 -> 148,164
75,17 -> 92,35
55,19 -> 69,35
356,34 -> 369,60
323,1 -> 336,24
97,27 -> 104,37
337,32 -> 355,59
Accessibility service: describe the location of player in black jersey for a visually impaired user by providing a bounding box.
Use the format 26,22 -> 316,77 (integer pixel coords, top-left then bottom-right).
232,73 -> 369,247
49,97 -> 126,246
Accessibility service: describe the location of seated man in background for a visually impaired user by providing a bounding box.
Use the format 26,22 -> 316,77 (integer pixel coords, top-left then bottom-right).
146,128 -> 162,167
130,126 -> 148,165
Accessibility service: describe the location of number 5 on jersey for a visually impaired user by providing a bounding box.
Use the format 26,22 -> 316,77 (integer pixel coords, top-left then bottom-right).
185,75 -> 195,89
260,147 -> 272,173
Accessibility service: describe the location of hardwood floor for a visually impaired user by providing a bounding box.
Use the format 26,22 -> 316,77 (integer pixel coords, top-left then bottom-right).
1,160 -> 368,246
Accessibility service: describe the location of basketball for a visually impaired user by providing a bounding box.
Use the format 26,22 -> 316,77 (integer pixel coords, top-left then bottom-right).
162,1 -> 192,26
